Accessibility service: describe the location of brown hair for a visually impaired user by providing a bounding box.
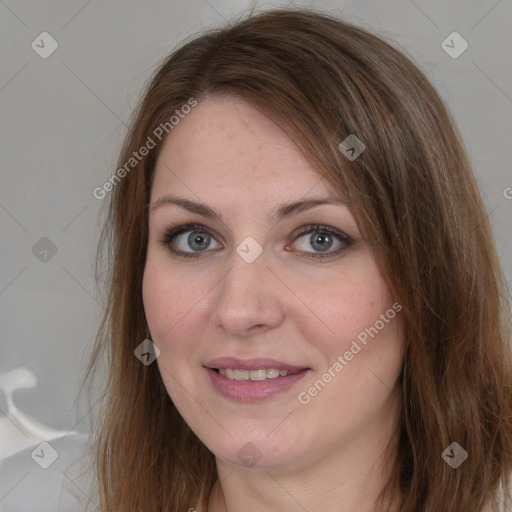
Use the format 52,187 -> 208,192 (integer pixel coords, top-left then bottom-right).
87,8 -> 512,512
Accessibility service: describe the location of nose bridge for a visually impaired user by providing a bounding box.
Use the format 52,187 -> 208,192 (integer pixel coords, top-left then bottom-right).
211,248 -> 284,335
219,248 -> 271,307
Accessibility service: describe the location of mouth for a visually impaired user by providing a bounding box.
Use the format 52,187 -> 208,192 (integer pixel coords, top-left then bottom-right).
204,357 -> 310,402
211,367 -> 301,380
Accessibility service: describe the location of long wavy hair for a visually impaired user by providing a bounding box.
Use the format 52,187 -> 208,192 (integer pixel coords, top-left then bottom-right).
86,8 -> 512,512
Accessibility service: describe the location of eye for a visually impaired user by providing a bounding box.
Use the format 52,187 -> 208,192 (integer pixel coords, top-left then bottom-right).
288,224 -> 353,259
160,223 -> 222,258
160,223 -> 353,260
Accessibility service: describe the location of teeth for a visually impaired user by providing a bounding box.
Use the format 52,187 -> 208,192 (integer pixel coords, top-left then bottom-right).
217,368 -> 290,380
234,369 -> 249,380
265,368 -> 280,379
249,369 -> 266,381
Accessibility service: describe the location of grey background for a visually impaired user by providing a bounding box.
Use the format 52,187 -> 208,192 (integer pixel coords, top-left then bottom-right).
1,0 -> 511,510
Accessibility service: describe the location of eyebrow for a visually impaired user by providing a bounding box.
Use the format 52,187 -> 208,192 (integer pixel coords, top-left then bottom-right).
150,194 -> 346,221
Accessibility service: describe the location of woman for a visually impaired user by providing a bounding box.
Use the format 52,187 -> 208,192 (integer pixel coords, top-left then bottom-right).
87,8 -> 512,512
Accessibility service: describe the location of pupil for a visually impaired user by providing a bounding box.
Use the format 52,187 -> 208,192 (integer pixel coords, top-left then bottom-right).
310,233 -> 332,252
188,231 -> 210,251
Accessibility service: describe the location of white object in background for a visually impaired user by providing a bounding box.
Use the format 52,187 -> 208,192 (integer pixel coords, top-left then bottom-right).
0,367 -> 93,511
0,366 -> 78,459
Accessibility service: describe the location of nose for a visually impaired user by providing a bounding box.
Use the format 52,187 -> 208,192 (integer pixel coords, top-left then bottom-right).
210,250 -> 286,337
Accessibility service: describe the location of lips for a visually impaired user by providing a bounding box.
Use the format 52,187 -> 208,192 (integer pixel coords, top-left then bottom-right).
204,357 -> 310,402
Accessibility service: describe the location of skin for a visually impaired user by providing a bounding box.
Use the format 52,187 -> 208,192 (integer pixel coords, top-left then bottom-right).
143,95 -> 405,512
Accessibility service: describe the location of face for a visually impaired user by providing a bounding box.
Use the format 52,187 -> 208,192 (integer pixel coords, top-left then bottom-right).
143,95 -> 404,471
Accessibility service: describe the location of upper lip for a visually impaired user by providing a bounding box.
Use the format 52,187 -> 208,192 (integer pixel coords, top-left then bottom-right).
204,357 -> 309,372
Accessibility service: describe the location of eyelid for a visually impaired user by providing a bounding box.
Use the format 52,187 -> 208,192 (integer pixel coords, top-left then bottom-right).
291,224 -> 352,243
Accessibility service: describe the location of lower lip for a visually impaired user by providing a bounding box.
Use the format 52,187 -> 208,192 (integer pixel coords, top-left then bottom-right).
205,368 -> 309,402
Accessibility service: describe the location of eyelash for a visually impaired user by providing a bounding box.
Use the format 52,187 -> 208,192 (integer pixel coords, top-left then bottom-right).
159,223 -> 354,260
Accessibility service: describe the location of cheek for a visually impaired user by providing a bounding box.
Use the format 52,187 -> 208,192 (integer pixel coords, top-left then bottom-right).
142,255 -> 218,435
297,261 -> 395,359
142,260 -> 198,404
295,270 -> 403,438
142,263 -> 175,342
142,256 -> 197,351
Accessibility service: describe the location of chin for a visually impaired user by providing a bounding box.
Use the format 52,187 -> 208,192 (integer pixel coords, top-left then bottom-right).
204,428 -> 308,470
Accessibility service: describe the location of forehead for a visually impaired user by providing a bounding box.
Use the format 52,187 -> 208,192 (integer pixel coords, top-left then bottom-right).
151,95 -> 336,201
